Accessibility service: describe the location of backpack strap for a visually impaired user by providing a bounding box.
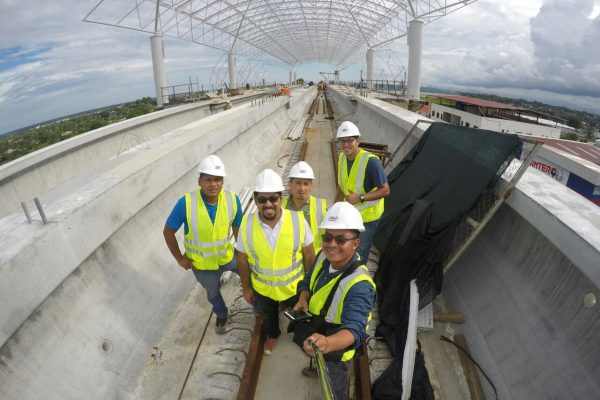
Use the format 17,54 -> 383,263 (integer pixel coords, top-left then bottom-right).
318,260 -> 361,317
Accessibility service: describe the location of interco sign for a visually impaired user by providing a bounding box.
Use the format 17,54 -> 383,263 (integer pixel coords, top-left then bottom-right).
529,158 -> 570,184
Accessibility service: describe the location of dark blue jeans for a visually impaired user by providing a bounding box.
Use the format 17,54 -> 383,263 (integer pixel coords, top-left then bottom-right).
191,256 -> 237,319
357,219 -> 380,263
325,360 -> 351,400
253,289 -> 299,339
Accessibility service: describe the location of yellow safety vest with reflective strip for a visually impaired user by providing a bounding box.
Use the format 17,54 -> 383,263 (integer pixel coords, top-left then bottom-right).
337,149 -> 384,223
282,195 -> 327,252
308,253 -> 375,362
184,189 -> 237,270
240,209 -> 307,301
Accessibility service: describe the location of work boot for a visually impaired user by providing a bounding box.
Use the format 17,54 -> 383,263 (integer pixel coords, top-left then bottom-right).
263,336 -> 277,355
215,317 -> 227,334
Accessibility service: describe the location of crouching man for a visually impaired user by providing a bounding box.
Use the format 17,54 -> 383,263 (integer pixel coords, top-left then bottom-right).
292,202 -> 375,400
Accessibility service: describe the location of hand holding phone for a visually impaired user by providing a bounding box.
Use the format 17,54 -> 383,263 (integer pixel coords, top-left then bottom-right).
284,309 -> 312,321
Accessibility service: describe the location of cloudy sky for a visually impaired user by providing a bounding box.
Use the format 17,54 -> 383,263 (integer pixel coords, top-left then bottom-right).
1,0 -> 599,134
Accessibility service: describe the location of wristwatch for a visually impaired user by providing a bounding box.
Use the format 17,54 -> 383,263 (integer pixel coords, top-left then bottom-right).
359,194 -> 365,202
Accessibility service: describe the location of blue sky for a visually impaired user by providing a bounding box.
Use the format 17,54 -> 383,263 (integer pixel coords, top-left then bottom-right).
1,0 -> 599,134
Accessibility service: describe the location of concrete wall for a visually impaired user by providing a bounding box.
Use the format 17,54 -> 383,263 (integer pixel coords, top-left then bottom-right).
430,104 -> 561,138
0,95 -> 266,218
0,90 -> 315,399
445,202 -> 600,399
327,86 -> 433,167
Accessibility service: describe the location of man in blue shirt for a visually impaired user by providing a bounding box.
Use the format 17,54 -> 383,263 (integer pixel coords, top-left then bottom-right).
335,121 -> 390,263
163,155 -> 242,334
293,202 -> 376,400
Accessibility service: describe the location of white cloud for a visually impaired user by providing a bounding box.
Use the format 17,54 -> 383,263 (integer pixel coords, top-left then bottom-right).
0,0 -> 598,134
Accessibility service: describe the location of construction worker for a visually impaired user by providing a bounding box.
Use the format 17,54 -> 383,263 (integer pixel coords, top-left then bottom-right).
282,161 -> 328,252
163,155 -> 242,334
237,169 -> 316,355
293,202 -> 375,400
334,121 -> 390,263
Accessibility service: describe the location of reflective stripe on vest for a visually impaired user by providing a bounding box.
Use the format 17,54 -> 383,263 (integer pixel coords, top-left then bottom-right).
337,149 -> 384,222
283,196 -> 327,252
241,209 -> 306,301
308,257 -> 375,362
184,189 -> 236,270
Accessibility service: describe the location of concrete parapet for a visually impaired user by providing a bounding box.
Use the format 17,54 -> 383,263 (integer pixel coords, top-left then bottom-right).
0,89 -> 316,398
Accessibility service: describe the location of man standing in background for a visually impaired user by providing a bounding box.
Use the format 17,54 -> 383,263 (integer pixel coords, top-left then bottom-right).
335,121 -> 390,262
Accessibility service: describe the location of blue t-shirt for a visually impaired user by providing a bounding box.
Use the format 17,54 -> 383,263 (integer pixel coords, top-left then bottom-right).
346,156 -> 387,192
166,191 -> 243,234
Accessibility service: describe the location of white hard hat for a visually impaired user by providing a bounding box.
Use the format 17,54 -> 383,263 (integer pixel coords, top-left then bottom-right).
289,161 -> 315,180
319,202 -> 365,232
254,169 -> 285,192
197,154 -> 227,177
336,121 -> 361,138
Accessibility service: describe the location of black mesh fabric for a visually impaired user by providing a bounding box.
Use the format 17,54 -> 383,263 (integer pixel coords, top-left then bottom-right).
371,123 -> 520,398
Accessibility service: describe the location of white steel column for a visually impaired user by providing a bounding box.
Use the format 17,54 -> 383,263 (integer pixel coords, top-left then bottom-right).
294,72 -> 297,84
289,69 -> 293,86
228,53 -> 237,90
366,48 -> 374,89
406,20 -> 424,100
335,70 -> 340,84
150,35 -> 169,108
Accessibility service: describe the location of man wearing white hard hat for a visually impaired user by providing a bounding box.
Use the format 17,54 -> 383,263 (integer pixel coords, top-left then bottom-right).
237,169 -> 316,355
163,154 -> 242,334
292,202 -> 375,400
335,121 -> 390,262
283,161 -> 328,252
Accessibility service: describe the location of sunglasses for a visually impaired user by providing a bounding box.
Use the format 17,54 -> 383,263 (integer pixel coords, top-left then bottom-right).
256,195 -> 280,204
321,233 -> 359,245
337,137 -> 357,145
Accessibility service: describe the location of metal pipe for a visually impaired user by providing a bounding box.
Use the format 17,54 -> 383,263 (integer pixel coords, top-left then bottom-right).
33,197 -> 48,224
21,202 -> 32,224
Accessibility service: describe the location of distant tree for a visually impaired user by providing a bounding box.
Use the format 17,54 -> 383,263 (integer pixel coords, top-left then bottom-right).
567,117 -> 581,129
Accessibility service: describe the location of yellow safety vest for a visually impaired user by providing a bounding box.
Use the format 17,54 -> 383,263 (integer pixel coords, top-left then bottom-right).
184,189 -> 237,270
337,149 -> 384,223
240,209 -> 307,301
282,195 -> 327,252
308,253 -> 375,362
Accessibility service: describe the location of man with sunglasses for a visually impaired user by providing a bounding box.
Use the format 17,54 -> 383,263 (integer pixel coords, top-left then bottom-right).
292,202 -> 375,400
335,121 -> 390,263
163,154 -> 242,335
282,161 -> 328,252
236,169 -> 316,355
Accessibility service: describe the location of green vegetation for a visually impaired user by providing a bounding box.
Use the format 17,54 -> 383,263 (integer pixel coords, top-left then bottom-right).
0,98 -> 155,166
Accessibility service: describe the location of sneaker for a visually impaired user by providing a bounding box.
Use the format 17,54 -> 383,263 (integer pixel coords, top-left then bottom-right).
215,317 -> 227,334
301,367 -> 318,379
263,336 -> 277,355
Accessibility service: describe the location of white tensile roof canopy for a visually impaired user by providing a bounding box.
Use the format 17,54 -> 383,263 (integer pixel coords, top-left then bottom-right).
85,0 -> 477,69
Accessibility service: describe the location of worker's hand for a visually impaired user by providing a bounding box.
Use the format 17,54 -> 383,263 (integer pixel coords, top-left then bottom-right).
293,299 -> 308,312
177,255 -> 193,270
242,286 -> 255,304
303,333 -> 329,355
345,192 -> 361,205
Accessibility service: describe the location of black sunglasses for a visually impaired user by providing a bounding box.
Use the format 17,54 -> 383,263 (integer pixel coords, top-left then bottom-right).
256,195 -> 280,204
321,233 -> 359,245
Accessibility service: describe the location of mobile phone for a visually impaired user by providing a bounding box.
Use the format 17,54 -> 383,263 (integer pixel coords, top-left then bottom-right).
284,309 -> 312,321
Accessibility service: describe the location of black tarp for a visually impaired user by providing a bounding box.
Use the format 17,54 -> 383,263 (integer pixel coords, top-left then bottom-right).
371,123 -> 520,398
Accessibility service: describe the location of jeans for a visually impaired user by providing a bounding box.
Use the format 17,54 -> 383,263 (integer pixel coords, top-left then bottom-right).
191,256 -> 238,319
253,289 -> 299,338
325,360 -> 351,400
357,219 -> 379,263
